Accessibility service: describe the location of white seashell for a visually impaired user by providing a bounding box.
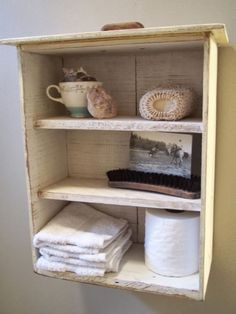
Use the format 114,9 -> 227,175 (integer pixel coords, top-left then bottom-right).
139,85 -> 196,121
87,86 -> 118,119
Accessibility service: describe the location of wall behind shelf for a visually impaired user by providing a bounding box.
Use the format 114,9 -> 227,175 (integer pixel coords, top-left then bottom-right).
0,1 -> 236,314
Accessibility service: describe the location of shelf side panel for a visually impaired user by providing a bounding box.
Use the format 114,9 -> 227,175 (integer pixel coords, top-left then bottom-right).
200,36 -> 218,299
19,51 -> 69,237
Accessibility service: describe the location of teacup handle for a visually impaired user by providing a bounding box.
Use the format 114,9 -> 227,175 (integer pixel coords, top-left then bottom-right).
46,85 -> 64,104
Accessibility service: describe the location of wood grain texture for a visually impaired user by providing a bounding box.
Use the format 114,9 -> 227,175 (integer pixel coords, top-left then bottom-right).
38,177 -> 201,211
19,51 -> 68,242
35,244 -> 200,299
108,181 -> 200,199
101,22 -> 144,31
21,52 -> 66,120
138,207 -> 146,243
67,130 -> 130,179
199,36 -> 218,299
63,54 -> 136,116
90,203 -> 138,223
13,26 -> 222,299
18,40 -> 204,55
0,23 -> 227,46
34,116 -> 203,133
136,49 -> 204,118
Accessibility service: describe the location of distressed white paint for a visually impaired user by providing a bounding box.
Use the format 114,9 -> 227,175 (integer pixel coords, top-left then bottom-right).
3,24 -> 225,299
36,244 -> 200,300
34,116 -> 203,133
0,23 -> 228,46
67,131 -> 130,179
199,36 -> 218,299
39,177 -> 201,211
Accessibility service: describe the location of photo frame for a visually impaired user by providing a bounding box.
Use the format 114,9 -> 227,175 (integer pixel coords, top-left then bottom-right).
129,131 -> 193,178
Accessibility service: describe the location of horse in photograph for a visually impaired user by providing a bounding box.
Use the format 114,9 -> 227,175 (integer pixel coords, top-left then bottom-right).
167,144 -> 189,167
148,145 -> 159,158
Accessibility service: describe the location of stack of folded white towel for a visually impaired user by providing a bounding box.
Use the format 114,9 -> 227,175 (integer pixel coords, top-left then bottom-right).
33,202 -> 132,276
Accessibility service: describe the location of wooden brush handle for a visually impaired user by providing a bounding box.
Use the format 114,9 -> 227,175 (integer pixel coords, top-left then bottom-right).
108,181 -> 200,199
101,22 -> 144,31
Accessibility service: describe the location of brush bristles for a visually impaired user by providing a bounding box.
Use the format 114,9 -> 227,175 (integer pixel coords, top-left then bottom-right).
106,169 -> 201,193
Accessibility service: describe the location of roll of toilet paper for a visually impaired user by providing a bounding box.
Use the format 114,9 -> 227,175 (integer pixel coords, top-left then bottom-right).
145,209 -> 200,277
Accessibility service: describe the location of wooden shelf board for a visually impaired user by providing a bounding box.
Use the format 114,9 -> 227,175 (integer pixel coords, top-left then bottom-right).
23,41 -> 204,55
39,177 -> 201,211
35,244 -> 200,299
34,116 -> 203,133
0,24 -> 227,46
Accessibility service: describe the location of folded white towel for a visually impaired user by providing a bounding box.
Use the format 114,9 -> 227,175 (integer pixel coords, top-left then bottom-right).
39,228 -> 132,262
39,230 -> 132,270
39,252 -> 106,269
33,202 -> 128,249
37,242 -> 99,254
36,257 -> 106,276
76,228 -> 132,263
108,240 -> 132,272
36,241 -> 132,275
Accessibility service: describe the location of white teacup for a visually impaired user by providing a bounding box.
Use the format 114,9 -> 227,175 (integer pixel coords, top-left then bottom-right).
46,81 -> 103,118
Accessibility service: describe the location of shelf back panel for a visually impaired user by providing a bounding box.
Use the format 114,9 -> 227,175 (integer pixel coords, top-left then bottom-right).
67,130 -> 130,179
63,47 -> 203,118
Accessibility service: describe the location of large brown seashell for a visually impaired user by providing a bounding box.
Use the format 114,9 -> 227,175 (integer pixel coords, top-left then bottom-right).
87,86 -> 118,119
139,85 -> 196,121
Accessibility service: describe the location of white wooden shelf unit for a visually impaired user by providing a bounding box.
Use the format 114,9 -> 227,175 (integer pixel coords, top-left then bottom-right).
0,24 -> 228,300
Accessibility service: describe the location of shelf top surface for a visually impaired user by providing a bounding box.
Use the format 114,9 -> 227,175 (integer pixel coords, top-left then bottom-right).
35,116 -> 203,133
0,23 -> 228,47
36,244 -> 200,299
39,177 -> 201,211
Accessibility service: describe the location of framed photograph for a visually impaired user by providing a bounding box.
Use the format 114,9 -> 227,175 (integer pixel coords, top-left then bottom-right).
129,131 -> 192,178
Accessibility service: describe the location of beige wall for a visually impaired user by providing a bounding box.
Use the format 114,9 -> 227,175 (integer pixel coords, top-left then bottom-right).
0,1 -> 236,313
